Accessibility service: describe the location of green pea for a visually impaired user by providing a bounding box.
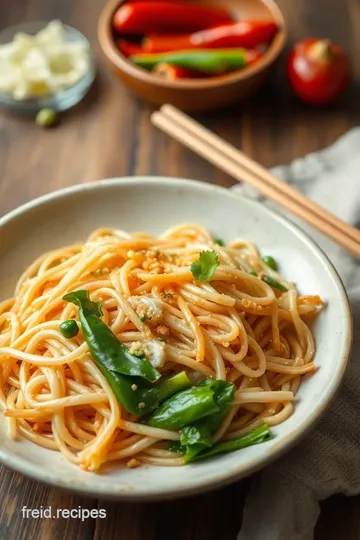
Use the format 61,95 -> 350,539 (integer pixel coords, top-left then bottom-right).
214,238 -> 225,246
60,319 -> 79,339
35,108 -> 58,128
248,270 -> 258,276
262,255 -> 278,271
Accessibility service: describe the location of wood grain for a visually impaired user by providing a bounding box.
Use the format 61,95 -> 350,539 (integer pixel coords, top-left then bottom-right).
0,0 -> 360,538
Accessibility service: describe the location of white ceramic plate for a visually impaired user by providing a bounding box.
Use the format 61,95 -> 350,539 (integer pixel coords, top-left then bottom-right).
0,177 -> 352,500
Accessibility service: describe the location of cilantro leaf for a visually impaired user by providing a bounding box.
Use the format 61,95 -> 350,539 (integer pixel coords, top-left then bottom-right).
190,251 -> 219,281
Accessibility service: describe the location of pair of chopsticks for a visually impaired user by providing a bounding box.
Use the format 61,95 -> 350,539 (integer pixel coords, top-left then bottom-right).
151,104 -> 360,259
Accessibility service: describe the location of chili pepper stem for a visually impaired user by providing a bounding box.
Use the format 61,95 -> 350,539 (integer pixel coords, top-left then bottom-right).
309,39 -> 334,63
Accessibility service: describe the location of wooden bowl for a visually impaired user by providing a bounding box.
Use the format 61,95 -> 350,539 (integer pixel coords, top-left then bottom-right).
98,0 -> 286,112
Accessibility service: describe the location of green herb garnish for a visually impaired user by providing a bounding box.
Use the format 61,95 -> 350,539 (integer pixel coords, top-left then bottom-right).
190,250 -> 219,281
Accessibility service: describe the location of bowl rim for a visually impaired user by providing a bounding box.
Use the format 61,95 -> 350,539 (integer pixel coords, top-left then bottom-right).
0,177 -> 352,501
0,20 -> 96,107
98,0 -> 287,90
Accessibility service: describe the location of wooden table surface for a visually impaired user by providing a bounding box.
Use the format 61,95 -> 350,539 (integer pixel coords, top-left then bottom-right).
1,0 -> 360,538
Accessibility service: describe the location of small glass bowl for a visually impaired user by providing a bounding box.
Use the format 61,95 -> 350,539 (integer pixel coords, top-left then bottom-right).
0,21 -> 96,115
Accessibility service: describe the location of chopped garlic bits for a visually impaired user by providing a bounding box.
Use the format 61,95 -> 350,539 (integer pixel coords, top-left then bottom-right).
128,296 -> 163,325
144,340 -> 166,368
129,340 -> 166,369
0,20 -> 90,100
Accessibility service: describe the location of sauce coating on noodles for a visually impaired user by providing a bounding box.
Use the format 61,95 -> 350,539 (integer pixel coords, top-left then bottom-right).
0,224 -> 323,471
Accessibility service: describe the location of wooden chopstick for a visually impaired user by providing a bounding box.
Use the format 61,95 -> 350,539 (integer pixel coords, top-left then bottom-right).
151,105 -> 360,259
160,105 -> 360,245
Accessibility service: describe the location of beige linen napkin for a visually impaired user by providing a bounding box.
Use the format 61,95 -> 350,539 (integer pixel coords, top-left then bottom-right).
231,129 -> 360,540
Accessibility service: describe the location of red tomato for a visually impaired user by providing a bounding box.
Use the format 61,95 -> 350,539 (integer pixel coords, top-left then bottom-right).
287,38 -> 351,104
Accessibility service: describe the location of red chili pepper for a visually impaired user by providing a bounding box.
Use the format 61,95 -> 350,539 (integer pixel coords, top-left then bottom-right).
245,49 -> 263,66
116,40 -> 143,57
113,1 -> 233,35
153,63 -> 204,80
143,21 -> 278,54
287,38 -> 351,104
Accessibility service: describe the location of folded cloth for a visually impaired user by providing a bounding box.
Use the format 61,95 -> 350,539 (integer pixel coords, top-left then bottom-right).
231,128 -> 360,540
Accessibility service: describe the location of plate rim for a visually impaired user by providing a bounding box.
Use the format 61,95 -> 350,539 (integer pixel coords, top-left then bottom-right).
0,176 -> 352,500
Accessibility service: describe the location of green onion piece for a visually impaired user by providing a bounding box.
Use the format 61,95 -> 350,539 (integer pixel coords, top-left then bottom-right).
59,319 -> 79,339
262,275 -> 287,292
248,270 -> 258,276
262,255 -> 278,271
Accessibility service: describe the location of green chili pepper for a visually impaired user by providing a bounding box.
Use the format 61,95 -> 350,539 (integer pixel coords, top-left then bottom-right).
262,255 -> 278,271
130,49 -> 249,74
146,386 -> 220,430
63,290 -> 191,414
262,275 -> 288,292
59,319 -> 79,339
